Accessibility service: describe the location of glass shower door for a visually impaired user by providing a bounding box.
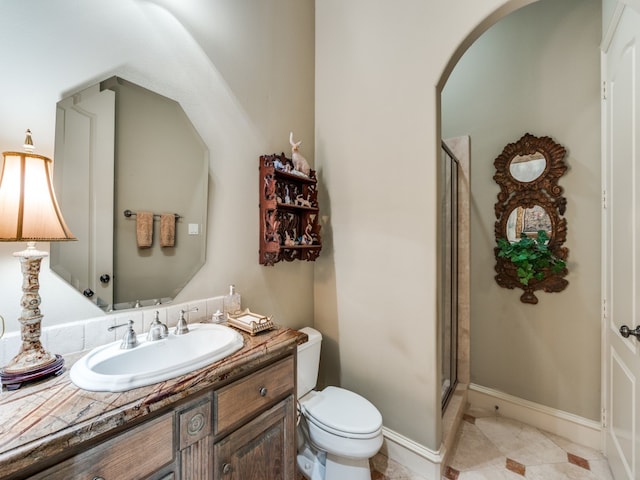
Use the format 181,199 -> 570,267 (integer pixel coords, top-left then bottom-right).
440,142 -> 459,410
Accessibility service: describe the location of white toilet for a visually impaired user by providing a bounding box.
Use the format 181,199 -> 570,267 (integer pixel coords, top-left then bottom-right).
296,327 -> 383,480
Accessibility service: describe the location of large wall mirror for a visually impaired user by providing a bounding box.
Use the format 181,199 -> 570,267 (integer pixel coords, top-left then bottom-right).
50,77 -> 209,311
493,133 -> 569,304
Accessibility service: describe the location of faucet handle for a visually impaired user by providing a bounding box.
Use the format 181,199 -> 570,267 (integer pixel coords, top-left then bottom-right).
108,320 -> 138,349
175,307 -> 198,335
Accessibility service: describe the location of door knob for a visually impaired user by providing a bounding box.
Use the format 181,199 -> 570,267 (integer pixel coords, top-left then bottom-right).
620,325 -> 640,339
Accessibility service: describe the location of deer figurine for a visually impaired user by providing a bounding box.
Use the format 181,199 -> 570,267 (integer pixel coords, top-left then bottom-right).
289,132 -> 310,176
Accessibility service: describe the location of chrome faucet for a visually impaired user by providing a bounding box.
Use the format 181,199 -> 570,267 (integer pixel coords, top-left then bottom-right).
175,307 -> 198,335
108,320 -> 138,349
147,311 -> 169,341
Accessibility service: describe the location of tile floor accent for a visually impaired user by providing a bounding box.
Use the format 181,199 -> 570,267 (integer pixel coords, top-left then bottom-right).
298,406 -> 615,480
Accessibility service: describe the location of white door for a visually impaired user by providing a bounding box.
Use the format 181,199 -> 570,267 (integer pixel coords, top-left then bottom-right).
603,5 -> 640,479
50,85 -> 115,307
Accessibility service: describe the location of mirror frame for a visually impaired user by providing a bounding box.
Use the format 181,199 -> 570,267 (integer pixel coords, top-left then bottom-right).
493,133 -> 569,304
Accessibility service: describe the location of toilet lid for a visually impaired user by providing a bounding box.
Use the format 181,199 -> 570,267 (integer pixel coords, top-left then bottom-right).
301,386 -> 382,437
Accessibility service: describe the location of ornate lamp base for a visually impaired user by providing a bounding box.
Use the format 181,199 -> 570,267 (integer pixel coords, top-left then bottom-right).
1,243 -> 64,390
0,355 -> 64,391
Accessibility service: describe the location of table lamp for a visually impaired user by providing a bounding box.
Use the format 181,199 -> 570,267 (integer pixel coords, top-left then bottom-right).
0,130 -> 76,390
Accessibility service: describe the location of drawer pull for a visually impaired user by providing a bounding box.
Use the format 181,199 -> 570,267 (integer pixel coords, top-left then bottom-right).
92,477 -> 105,480
222,463 -> 232,474
259,387 -> 268,397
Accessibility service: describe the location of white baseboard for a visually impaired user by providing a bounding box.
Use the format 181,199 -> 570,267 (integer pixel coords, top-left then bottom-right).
381,427 -> 442,480
468,383 -> 602,451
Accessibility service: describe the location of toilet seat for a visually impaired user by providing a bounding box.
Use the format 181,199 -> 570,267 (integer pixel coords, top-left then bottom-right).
301,386 -> 383,439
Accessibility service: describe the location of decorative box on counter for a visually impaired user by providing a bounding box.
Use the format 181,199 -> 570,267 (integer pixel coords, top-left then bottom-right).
227,309 -> 275,335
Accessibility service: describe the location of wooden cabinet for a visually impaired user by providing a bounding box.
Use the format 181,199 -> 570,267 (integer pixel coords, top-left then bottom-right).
259,153 -> 322,265
214,396 -> 295,479
29,413 -> 176,480
26,354 -> 296,480
177,356 -> 296,480
214,356 -> 296,479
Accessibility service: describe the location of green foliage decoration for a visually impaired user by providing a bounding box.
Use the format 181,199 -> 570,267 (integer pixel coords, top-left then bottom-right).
496,230 -> 566,286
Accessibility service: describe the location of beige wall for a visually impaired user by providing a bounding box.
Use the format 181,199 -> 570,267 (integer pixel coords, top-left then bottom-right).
0,0 -> 315,331
442,0 -> 602,421
314,0 -> 536,451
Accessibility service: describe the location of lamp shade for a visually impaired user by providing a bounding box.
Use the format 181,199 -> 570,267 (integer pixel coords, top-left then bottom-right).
0,151 -> 75,241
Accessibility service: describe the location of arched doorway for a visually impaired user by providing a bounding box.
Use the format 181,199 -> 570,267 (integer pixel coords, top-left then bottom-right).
438,0 -> 604,471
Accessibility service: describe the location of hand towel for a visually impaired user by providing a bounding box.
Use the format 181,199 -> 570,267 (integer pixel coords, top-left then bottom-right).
136,211 -> 154,248
160,213 -> 176,248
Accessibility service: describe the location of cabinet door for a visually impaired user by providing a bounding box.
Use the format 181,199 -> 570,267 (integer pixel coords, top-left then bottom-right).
214,395 -> 295,480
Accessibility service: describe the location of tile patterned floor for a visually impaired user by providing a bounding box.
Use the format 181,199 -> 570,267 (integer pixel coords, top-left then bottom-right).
442,407 -> 614,480
370,453 -> 430,480
299,407 -> 615,480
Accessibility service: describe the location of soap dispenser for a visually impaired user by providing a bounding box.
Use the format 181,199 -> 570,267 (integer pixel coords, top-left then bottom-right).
223,284 -> 241,317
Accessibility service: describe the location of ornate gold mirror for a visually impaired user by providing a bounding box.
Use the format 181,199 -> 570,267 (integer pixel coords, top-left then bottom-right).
493,133 -> 569,304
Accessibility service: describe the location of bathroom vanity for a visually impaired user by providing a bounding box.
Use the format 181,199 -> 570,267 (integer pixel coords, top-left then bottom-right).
0,326 -> 305,480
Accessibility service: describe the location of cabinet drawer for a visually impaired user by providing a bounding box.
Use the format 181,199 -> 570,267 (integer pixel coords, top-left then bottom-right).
215,355 -> 294,434
30,413 -> 174,480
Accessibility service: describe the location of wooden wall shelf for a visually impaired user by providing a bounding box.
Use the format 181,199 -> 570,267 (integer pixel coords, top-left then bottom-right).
259,153 -> 322,266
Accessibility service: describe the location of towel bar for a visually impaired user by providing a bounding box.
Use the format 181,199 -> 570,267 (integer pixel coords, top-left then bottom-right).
123,209 -> 181,219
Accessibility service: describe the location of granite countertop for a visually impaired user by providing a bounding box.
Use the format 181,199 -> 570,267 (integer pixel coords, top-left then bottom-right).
0,325 -> 305,479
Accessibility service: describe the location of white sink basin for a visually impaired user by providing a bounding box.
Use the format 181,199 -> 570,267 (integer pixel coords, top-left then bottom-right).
70,323 -> 244,392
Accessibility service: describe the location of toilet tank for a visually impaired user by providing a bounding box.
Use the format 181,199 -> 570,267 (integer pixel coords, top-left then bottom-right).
297,327 -> 322,399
